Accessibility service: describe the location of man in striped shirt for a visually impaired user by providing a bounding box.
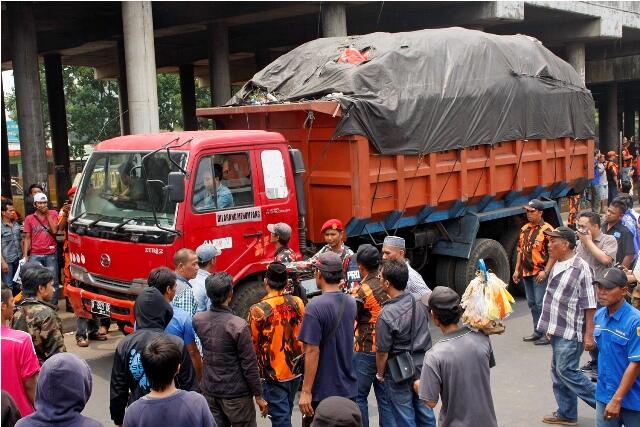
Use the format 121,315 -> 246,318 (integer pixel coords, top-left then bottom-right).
537,226 -> 597,426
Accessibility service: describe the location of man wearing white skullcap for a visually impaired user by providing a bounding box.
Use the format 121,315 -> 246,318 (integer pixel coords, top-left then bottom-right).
381,236 -> 431,299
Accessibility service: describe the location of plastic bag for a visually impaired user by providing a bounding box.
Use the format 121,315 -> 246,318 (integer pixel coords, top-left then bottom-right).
461,260 -> 514,334
12,258 -> 27,285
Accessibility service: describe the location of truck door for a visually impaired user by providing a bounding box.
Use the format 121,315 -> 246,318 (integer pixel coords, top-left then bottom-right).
184,150 -> 263,278
255,147 -> 299,257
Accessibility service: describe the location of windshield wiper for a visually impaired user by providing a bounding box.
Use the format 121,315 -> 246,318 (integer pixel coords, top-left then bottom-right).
69,212 -> 87,225
112,216 -> 159,232
113,217 -> 136,232
86,215 -> 107,229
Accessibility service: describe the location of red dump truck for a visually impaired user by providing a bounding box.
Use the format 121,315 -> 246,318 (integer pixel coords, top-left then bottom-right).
67,28 -> 595,326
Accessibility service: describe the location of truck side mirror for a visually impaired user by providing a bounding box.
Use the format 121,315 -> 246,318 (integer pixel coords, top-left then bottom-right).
289,149 -> 305,174
167,172 -> 185,203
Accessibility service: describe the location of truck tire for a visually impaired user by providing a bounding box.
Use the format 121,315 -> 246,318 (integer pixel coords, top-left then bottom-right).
230,279 -> 267,319
435,256 -> 457,289
453,238 -> 510,296
499,227 -> 524,297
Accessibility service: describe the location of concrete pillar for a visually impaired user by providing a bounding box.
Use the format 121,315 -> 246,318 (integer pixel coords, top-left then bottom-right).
321,2 -> 347,37
207,23 -> 231,107
624,89 -> 635,140
44,53 -> 71,206
179,64 -> 198,131
603,82 -> 619,154
1,84 -> 11,198
117,39 -> 130,135
566,42 -> 585,84
8,2 -> 49,194
122,1 -> 159,134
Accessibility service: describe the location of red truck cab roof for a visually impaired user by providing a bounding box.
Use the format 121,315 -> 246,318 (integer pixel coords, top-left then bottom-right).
94,130 -> 287,151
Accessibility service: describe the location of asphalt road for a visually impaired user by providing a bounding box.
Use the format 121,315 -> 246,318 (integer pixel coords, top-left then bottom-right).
69,298 -> 596,426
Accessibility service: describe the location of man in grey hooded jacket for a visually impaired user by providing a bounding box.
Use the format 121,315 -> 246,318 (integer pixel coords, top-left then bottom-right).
15,353 -> 102,427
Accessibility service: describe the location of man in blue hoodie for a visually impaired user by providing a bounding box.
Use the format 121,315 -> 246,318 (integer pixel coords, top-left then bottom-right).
109,287 -> 196,426
15,353 -> 102,427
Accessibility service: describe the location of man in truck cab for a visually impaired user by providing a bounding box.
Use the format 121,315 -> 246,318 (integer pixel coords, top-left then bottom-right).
194,163 -> 234,210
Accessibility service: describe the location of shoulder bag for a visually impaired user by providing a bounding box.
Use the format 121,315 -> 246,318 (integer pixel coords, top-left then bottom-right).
291,293 -> 347,376
387,295 -> 417,383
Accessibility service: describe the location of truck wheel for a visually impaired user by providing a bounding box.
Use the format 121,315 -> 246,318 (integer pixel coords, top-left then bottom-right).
453,238 -> 510,296
230,280 -> 267,319
499,227 -> 524,297
435,256 -> 457,289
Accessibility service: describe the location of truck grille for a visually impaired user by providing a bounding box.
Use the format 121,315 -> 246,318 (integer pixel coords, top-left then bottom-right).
91,274 -> 131,290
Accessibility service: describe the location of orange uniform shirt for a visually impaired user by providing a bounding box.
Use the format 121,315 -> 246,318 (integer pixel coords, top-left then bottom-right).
351,274 -> 390,353
518,221 -> 553,277
248,291 -> 304,382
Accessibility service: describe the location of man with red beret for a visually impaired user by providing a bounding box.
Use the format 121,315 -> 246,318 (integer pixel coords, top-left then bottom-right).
310,219 -> 357,289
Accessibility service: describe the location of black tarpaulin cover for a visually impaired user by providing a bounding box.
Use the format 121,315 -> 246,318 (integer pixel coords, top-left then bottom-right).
228,27 -> 595,155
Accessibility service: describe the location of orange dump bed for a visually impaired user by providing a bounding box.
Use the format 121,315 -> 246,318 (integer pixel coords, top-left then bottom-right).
198,101 -> 593,243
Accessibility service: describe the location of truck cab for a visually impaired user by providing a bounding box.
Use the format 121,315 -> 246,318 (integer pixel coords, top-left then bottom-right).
66,131 -> 301,328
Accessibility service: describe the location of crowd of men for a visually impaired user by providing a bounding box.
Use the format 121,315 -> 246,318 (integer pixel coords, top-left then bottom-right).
2,179 -> 640,427
514,192 -> 640,426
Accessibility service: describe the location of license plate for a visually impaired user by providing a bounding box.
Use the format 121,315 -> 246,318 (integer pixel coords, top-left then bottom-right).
90,300 -> 111,316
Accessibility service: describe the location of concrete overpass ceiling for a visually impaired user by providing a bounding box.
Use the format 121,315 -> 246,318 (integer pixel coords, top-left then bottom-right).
1,2 -> 638,83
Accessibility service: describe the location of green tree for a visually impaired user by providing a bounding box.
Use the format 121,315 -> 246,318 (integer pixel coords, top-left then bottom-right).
156,72 -> 213,131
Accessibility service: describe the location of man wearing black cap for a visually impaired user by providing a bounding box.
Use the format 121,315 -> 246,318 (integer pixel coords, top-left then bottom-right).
593,268 -> 640,426
513,198 -> 555,345
537,226 -> 597,425
417,286 -> 498,427
298,252 -> 357,426
311,396 -> 363,427
248,262 -> 305,427
350,244 -> 396,427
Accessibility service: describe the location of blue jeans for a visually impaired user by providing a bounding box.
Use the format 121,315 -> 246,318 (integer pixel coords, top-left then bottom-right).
385,376 -> 435,427
596,400 -> 640,427
261,377 -> 301,427
353,352 -> 397,427
550,337 -> 596,420
523,276 -> 546,336
31,253 -> 60,306
2,258 -> 20,293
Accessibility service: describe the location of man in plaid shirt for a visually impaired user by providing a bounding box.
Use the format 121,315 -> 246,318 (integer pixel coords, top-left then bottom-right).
537,226 -> 597,426
172,248 -> 199,316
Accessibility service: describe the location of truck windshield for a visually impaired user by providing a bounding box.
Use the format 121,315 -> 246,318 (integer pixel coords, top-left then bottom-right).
73,151 -> 187,229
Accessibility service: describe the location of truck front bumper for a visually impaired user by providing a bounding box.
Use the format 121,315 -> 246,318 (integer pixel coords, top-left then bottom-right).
66,284 -> 136,326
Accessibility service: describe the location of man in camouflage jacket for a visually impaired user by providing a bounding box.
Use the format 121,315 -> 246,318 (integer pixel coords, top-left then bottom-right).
11,265 -> 66,365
